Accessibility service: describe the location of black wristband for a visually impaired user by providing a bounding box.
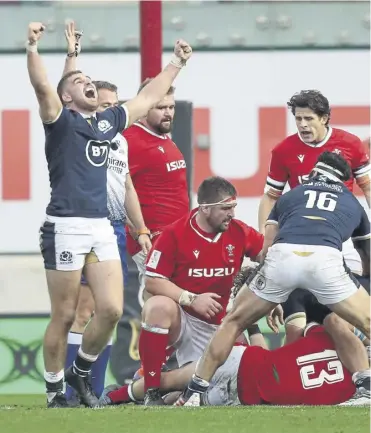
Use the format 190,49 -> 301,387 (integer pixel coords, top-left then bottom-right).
246,324 -> 261,336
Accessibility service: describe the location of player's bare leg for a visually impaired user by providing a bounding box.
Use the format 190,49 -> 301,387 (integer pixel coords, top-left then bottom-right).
43,269 -> 81,407
139,295 -> 182,405
194,286 -> 276,385
328,286 -> 370,339
65,284 -> 94,403
285,316 -> 307,344
65,259 -> 123,407
100,361 -> 195,406
70,284 -> 95,333
324,313 -> 371,398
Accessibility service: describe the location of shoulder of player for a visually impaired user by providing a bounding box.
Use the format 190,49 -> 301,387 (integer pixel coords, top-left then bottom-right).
332,127 -> 362,147
230,219 -> 259,236
272,133 -> 299,153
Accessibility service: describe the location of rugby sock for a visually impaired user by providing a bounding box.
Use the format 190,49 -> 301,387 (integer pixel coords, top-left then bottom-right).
73,347 -> 98,377
44,370 -> 64,402
107,384 -> 132,404
91,338 -> 113,398
65,332 -> 82,400
139,324 -> 169,391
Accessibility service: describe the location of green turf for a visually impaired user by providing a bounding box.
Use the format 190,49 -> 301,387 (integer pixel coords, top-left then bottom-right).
0,395 -> 369,433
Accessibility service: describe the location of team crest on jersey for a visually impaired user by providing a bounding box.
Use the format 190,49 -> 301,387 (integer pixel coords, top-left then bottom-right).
226,244 -> 235,262
97,119 -> 113,134
86,140 -> 110,167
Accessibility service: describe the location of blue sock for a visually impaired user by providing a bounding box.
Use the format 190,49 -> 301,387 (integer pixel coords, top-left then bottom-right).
91,338 -> 113,398
65,332 -> 83,400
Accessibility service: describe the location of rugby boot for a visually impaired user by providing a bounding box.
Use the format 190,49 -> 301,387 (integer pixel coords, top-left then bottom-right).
65,366 -> 100,408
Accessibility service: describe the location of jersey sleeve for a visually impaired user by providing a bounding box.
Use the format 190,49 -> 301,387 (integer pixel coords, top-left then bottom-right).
125,131 -> 142,178
105,105 -> 129,134
43,107 -> 72,149
43,107 -> 71,132
264,146 -> 289,197
350,137 -> 370,182
145,228 -> 176,279
266,201 -> 279,225
239,222 -> 264,259
352,205 -> 371,241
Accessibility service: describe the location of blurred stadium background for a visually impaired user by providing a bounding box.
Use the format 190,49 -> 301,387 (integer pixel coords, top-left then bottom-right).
0,0 -> 369,394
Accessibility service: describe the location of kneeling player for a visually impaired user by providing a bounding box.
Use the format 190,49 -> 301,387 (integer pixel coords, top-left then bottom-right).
100,323 -> 369,406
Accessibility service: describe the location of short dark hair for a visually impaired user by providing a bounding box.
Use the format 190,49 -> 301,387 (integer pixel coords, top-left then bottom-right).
287,90 -> 331,125
137,77 -> 175,95
197,176 -> 237,204
93,80 -> 118,93
316,151 -> 351,182
57,70 -> 83,105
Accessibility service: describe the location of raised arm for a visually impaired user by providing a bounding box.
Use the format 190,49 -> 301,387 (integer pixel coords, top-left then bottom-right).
123,39 -> 192,127
62,21 -> 83,77
26,22 -> 62,123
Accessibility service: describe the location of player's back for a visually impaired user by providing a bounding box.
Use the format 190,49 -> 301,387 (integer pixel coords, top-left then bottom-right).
238,326 -> 355,405
124,123 -> 189,231
272,178 -> 365,250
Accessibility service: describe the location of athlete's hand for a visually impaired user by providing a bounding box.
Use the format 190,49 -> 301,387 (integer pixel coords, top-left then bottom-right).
64,21 -> 83,56
266,305 -> 284,333
190,293 -> 223,320
138,234 -> 152,256
28,22 -> 45,44
174,39 -> 192,63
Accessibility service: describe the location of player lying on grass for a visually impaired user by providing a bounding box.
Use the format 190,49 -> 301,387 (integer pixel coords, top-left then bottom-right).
99,268 -> 370,407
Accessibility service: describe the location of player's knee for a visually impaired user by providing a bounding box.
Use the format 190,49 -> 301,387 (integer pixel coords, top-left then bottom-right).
51,307 -> 76,332
142,295 -> 178,325
96,302 -> 123,326
73,307 -> 93,331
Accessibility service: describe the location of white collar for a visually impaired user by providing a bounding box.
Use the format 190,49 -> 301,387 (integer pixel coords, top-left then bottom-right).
297,126 -> 333,148
79,112 -> 97,120
134,122 -> 167,140
189,211 -> 223,243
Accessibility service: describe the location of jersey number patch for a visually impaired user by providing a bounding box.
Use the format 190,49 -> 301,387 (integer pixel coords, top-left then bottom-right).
304,190 -> 338,212
297,349 -> 344,389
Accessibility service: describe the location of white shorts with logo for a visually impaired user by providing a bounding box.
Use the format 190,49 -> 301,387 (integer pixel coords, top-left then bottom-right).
171,309 -> 218,367
250,243 -> 359,305
39,215 -> 120,271
203,345 -> 245,406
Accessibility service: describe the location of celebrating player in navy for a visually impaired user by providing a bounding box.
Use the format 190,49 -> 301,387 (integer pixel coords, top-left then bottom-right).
26,21 -> 192,408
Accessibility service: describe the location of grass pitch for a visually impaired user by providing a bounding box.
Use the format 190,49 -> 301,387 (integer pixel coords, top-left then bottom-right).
0,395 -> 369,433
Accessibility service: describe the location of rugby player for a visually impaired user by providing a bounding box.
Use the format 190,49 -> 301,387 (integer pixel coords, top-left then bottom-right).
61,23 -> 151,401
178,151 -> 370,404
258,90 -> 370,288
124,78 -> 189,306
100,321 -> 369,407
139,176 -> 264,405
27,21 -> 192,408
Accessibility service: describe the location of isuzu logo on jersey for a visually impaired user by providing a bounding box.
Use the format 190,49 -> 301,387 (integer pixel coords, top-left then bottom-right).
166,160 -> 186,172
188,267 -> 235,277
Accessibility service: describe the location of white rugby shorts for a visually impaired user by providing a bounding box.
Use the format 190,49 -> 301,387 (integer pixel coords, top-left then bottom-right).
39,215 -> 120,271
171,309 -> 218,367
249,243 -> 359,305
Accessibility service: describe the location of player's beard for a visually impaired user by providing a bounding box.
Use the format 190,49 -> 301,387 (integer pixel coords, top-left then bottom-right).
155,119 -> 173,134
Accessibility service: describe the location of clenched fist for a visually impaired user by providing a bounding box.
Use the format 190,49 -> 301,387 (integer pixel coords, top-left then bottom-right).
28,22 -> 45,45
171,39 -> 192,68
